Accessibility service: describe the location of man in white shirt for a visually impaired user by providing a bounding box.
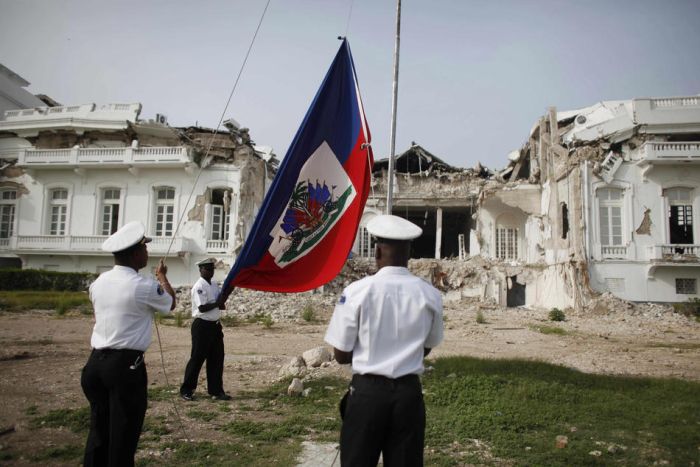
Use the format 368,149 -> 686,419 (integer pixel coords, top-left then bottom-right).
180,258 -> 230,401
81,221 -> 176,467
325,214 -> 444,466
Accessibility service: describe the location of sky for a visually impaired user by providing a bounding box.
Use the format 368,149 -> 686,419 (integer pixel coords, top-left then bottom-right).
1,0 -> 699,169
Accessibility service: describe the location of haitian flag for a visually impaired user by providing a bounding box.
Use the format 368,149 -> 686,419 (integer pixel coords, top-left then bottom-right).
220,39 -> 373,297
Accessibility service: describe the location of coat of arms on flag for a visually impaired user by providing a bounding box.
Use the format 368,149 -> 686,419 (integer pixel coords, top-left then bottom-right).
220,39 -> 373,296
269,141 -> 356,266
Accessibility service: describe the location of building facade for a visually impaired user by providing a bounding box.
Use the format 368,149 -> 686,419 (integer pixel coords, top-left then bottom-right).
473,96 -> 700,307
0,102 -> 275,286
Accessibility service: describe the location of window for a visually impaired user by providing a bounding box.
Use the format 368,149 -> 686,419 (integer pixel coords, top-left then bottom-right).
356,225 -> 376,258
676,278 -> 697,295
48,188 -> 68,235
100,188 -> 121,235
496,227 -> 518,260
0,190 -> 17,239
561,202 -> 569,239
666,188 -> 694,245
209,189 -> 231,241
598,188 -> 623,246
605,278 -> 626,293
154,187 -> 175,237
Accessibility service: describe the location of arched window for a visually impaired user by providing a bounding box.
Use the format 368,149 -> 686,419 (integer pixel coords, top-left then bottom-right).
597,188 -> 623,246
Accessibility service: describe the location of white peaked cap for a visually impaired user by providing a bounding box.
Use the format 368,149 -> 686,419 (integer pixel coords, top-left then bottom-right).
101,221 -> 151,253
366,214 -> 422,241
196,258 -> 216,267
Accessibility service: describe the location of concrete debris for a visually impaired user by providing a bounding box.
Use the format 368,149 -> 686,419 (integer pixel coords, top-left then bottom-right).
278,356 -> 306,379
302,346 -> 331,368
287,378 -> 304,396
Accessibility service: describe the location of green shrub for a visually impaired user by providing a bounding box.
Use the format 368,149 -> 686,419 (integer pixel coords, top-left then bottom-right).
301,304 -> 315,322
220,314 -> 240,327
0,291 -> 90,312
174,311 -> 184,327
260,313 -> 274,329
0,269 -> 96,291
475,310 -> 486,324
549,308 -> 565,322
673,297 -> 700,319
246,312 -> 274,328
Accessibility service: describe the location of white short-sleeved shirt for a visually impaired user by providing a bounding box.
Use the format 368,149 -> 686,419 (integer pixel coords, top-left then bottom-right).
324,266 -> 443,378
89,265 -> 173,351
191,277 -> 221,321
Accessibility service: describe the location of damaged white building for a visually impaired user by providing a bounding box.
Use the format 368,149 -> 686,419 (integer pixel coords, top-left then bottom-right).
357,143 -> 483,260
474,96 -> 700,308
0,101 -> 276,286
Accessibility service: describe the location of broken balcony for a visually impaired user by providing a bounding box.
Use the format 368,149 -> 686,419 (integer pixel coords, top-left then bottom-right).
648,244 -> 700,262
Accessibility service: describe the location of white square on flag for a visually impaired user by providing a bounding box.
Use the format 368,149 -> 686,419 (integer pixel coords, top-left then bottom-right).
268,141 -> 357,267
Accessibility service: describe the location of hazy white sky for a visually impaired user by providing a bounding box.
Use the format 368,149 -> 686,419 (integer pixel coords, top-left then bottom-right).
1,0 -> 699,168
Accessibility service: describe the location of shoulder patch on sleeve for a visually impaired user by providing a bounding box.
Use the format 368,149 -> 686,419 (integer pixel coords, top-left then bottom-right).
197,289 -> 203,294
338,294 -> 346,304
157,285 -> 164,295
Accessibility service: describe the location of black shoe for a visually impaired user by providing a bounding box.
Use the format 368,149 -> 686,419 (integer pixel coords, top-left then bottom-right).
211,392 -> 231,401
180,392 -> 194,401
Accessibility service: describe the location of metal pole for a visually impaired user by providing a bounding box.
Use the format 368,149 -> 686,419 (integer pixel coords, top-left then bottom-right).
386,0 -> 401,214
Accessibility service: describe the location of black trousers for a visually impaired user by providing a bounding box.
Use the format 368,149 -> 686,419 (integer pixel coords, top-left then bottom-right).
340,373 -> 425,467
81,348 -> 147,467
180,318 -> 225,395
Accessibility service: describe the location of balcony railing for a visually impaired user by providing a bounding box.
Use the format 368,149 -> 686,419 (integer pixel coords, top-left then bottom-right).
648,244 -> 700,262
0,235 -> 187,255
634,97 -> 700,127
16,146 -> 190,167
641,141 -> 700,164
206,240 -> 229,253
601,245 -> 628,259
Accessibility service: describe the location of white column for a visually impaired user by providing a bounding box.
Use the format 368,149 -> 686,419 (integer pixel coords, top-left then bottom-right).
435,208 -> 442,259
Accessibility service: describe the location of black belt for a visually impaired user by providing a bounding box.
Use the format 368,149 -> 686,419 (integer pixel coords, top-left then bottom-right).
353,373 -> 419,384
92,348 -> 143,356
195,318 -> 221,325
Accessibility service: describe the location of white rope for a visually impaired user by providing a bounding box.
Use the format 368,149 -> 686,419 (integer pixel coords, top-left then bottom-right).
151,0 -> 272,441
162,0 -> 272,259
344,0 -> 355,37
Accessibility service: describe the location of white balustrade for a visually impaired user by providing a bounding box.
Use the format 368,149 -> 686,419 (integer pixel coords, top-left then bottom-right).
642,141 -> 700,162
601,245 -> 627,258
9,235 -> 187,255
652,97 -> 700,108
206,240 -> 229,252
19,146 -> 188,167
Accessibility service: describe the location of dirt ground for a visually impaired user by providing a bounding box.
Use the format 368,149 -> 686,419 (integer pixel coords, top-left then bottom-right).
0,301 -> 698,465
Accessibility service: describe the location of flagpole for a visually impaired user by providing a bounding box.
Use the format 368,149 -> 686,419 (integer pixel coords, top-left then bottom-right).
386,0 -> 401,214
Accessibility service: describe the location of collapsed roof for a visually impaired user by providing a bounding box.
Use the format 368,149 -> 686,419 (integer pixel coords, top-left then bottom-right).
373,143 -> 462,174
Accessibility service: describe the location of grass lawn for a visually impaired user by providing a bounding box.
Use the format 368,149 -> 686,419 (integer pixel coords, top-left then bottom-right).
0,290 -> 90,314
20,357 -> 700,466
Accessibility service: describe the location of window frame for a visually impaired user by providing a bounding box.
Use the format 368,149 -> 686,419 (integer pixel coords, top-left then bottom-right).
98,186 -> 123,236
45,186 -> 71,236
0,189 -> 18,239
664,187 -> 695,245
152,186 -> 176,237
